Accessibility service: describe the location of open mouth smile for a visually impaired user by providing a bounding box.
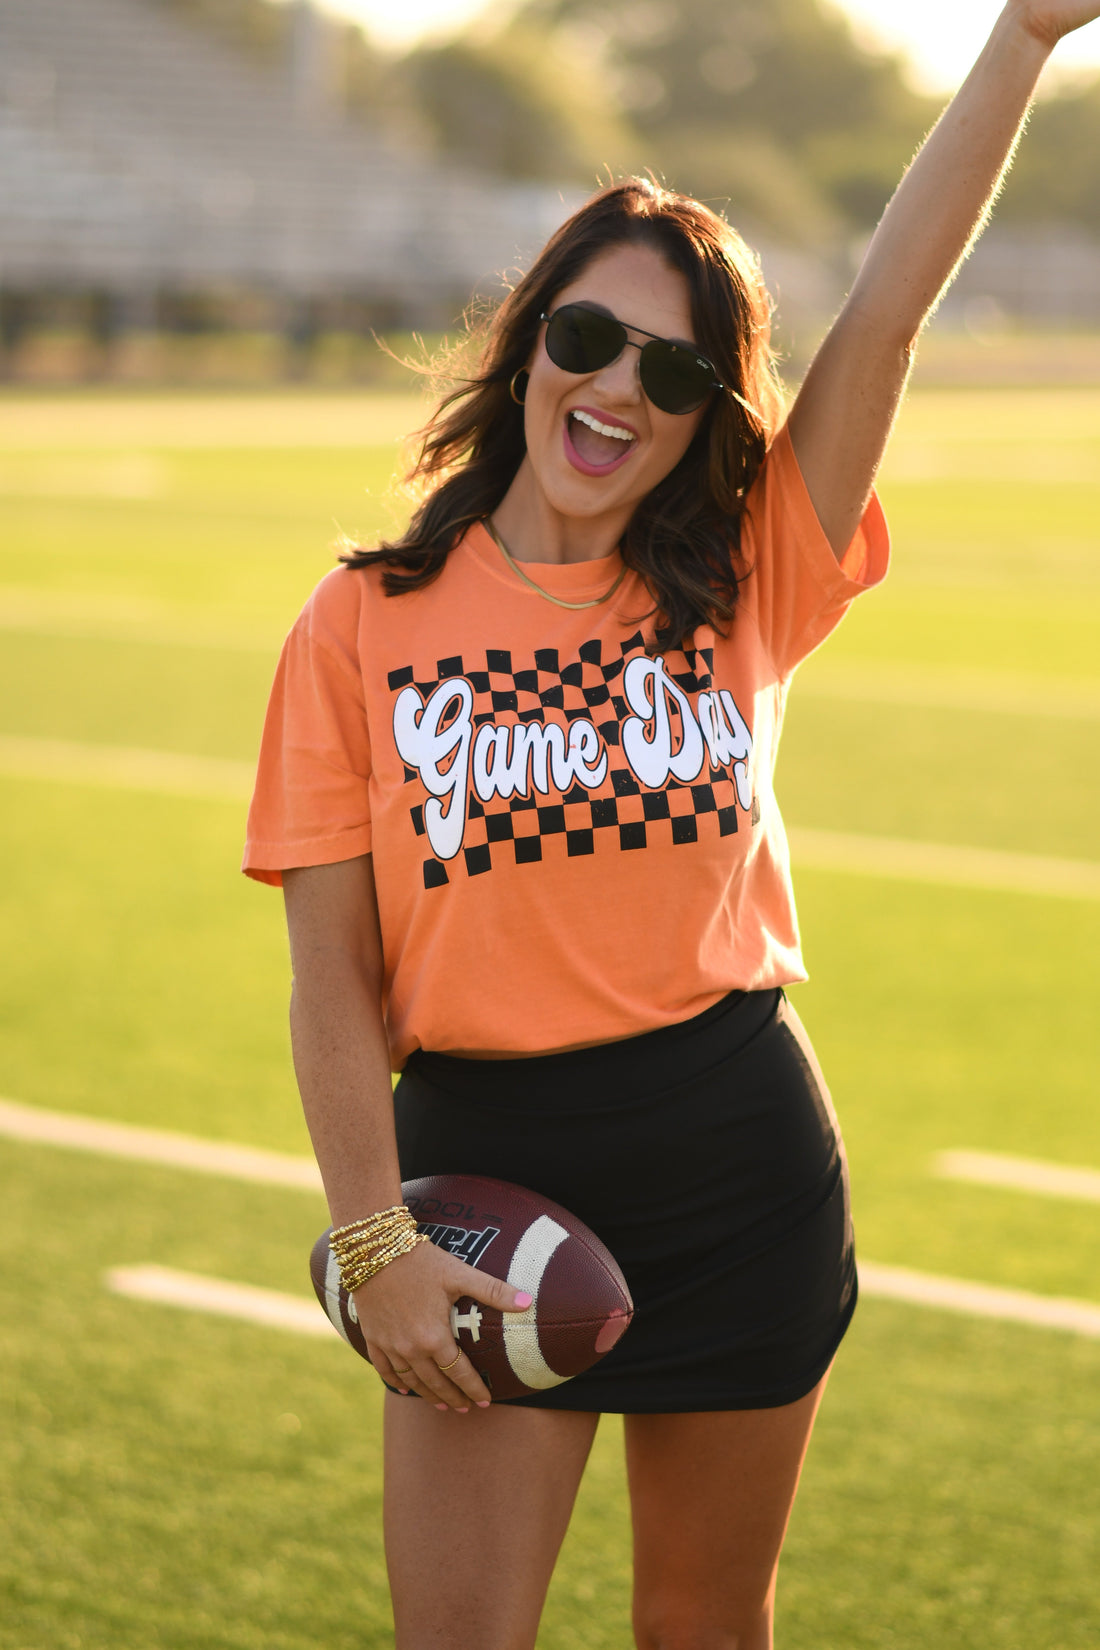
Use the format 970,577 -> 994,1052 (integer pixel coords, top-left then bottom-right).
563,407 -> 639,476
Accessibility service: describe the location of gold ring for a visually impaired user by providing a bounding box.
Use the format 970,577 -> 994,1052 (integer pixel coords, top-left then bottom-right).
435,1352 -> 461,1373
391,1365 -> 412,1376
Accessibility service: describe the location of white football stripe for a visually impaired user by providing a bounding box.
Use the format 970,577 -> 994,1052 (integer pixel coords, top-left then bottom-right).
502,1215 -> 571,1391
323,1244 -> 353,1343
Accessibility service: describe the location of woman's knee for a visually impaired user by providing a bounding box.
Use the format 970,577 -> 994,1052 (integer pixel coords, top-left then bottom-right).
632,1584 -> 773,1650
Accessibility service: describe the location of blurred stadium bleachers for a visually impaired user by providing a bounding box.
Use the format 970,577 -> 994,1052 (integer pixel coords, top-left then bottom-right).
0,0 -> 577,340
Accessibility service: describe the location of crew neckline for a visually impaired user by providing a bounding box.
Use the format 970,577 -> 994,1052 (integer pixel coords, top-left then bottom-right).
464,520 -> 629,599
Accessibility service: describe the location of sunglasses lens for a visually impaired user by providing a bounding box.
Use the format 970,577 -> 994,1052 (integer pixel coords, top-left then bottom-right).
639,344 -> 714,415
543,305 -> 718,415
544,306 -> 625,374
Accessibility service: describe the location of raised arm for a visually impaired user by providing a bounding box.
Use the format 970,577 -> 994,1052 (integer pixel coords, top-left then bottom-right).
788,1 -> 1100,557
283,856 -> 525,1411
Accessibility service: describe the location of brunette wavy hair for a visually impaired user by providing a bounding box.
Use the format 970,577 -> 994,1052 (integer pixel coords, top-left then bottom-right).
342,178 -> 786,650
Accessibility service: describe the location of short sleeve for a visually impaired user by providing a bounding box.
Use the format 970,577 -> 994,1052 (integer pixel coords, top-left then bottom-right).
739,423 -> 890,676
242,569 -> 372,886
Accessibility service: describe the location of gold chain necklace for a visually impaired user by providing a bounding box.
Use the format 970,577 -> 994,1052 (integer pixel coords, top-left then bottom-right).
484,518 -> 628,611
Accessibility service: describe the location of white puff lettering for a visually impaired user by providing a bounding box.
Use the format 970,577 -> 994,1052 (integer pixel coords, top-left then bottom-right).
472,723 -> 527,801
621,655 -> 706,787
392,680 -> 473,860
697,689 -> 753,809
393,663 -> 753,866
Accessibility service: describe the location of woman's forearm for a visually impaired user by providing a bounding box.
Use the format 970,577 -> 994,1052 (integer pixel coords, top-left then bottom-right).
847,7 -> 1054,344
289,961 -> 403,1228
786,4 -> 1091,555
282,857 -> 402,1228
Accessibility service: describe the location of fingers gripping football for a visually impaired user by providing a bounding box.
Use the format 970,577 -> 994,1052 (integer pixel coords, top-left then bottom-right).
310,1175 -> 634,1404
354,1244 -> 531,1411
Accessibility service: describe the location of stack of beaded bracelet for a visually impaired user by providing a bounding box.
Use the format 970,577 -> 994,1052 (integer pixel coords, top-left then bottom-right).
330,1204 -> 428,1293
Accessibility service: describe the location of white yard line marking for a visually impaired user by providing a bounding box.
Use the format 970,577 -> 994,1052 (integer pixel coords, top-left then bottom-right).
860,1262 -> 1100,1338
105,1266 -> 333,1338
0,1098 -> 321,1191
0,588 -> 282,653
104,1260 -> 1100,1346
1,733 -> 1098,900
7,587 -> 1098,718
0,735 -> 254,801
796,662 -> 1100,722
6,1100 -> 1094,1343
935,1150 -> 1100,1203
788,827 -> 1100,901
0,393 -> 430,449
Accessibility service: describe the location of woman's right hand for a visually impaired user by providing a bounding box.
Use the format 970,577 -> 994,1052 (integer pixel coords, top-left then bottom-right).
352,1239 -> 532,1412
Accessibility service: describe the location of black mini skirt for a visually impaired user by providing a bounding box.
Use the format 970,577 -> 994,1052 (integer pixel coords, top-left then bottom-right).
393,989 -> 857,1413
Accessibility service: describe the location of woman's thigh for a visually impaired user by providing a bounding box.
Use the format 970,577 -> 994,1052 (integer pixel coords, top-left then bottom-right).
625,1376 -> 829,1650
384,1393 -> 600,1650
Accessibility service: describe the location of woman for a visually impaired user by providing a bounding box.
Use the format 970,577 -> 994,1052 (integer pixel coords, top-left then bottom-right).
244,7 -> 1099,1646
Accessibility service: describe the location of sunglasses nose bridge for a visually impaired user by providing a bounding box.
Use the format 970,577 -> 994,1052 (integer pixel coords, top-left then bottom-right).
592,333 -> 644,397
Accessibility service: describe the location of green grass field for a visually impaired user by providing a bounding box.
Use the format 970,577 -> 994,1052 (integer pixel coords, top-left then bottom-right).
1,386 -> 1098,1648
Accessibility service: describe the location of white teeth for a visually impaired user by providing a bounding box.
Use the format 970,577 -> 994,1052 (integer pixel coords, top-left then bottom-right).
571,409 -> 635,442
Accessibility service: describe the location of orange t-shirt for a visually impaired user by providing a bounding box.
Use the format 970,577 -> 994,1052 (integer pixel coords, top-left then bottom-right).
244,425 -> 889,1066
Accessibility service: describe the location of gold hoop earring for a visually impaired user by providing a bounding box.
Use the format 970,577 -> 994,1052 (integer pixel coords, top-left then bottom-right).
509,370 -> 529,406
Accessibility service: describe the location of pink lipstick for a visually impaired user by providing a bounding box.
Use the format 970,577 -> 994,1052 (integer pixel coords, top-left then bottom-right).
562,408 -> 638,477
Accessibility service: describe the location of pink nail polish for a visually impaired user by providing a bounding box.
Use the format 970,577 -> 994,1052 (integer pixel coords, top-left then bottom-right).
456,1407 -> 469,1414
477,1400 -> 491,1409
435,1403 -> 449,1412
514,1291 -> 533,1308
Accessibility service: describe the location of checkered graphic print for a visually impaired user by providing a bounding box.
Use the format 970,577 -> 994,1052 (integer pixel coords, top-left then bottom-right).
388,632 -> 758,889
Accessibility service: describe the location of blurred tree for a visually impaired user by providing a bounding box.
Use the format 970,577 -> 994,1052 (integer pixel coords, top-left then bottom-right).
1001,79 -> 1100,232
150,1 -> 1100,242
520,0 -> 939,241
399,20 -> 639,183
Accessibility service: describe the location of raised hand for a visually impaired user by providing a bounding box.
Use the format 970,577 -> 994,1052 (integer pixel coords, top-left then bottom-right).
789,0 -> 1100,559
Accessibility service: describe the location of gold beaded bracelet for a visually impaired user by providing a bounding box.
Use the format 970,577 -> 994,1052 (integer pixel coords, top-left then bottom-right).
339,1230 -> 427,1292
330,1207 -> 416,1250
332,1219 -> 418,1259
330,1206 -> 428,1294
330,1205 -> 409,1241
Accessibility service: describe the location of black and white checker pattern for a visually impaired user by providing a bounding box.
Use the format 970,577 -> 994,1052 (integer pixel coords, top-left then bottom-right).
387,634 -> 756,889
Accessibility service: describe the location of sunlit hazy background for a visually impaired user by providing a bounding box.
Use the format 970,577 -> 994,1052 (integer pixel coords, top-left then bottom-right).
4,0 -> 1100,367
336,0 -> 1100,85
1,5 -> 1098,1650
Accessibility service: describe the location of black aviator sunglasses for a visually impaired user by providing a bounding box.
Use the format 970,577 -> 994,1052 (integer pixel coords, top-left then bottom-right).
539,304 -> 726,416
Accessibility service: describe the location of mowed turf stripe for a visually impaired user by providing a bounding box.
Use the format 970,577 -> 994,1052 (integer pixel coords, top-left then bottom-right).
2,735 -> 1099,900
103,1260 -> 1100,1344
105,1265 -> 333,1337
788,827 -> 1100,901
0,1098 -> 322,1190
796,662 -> 1100,721
7,1101 -> 1100,1343
859,1263 -> 1100,1338
5,593 -> 1100,725
935,1149 -> 1100,1203
0,734 -> 254,799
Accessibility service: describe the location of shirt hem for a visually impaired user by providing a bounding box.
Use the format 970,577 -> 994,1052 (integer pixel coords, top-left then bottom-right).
242,826 -> 373,886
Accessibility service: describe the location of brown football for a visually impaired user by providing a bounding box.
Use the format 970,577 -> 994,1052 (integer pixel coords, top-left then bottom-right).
309,1174 -> 633,1399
